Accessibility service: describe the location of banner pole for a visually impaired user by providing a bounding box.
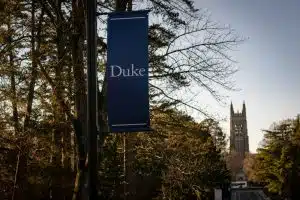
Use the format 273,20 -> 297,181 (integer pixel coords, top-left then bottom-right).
86,0 -> 98,199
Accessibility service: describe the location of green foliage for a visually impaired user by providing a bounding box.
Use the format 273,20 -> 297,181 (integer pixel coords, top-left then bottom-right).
245,115 -> 300,199
134,108 -> 230,199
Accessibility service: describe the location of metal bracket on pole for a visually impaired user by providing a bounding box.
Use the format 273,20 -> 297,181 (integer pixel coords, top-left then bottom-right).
96,12 -> 111,16
96,9 -> 151,16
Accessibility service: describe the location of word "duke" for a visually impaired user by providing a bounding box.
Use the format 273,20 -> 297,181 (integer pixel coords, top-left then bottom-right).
109,64 -> 146,77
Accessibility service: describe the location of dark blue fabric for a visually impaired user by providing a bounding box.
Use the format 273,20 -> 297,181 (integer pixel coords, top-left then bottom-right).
107,11 -> 151,133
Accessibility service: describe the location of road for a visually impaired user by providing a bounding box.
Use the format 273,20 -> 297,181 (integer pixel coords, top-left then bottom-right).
231,188 -> 270,200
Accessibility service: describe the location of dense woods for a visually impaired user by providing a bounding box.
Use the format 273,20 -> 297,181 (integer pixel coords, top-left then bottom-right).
0,0 -> 242,199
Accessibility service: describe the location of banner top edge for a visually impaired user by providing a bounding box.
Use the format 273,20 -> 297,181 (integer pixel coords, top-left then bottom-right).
108,9 -> 150,17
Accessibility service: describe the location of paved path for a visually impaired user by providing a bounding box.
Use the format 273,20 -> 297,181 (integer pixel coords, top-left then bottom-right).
231,189 -> 270,200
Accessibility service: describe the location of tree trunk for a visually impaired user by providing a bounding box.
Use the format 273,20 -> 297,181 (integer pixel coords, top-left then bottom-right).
7,17 -> 19,135
24,0 -> 44,130
71,0 -> 87,199
52,0 -> 66,199
67,60 -> 76,171
14,148 -> 28,200
7,8 -> 24,200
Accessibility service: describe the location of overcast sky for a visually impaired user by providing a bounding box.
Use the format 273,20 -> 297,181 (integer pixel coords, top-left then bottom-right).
192,0 -> 300,152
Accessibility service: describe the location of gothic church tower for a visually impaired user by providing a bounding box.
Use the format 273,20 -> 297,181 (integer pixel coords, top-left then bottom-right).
230,101 -> 249,157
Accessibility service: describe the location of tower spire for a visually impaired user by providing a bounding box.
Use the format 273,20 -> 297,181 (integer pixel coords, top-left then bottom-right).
242,101 -> 246,116
230,101 -> 234,116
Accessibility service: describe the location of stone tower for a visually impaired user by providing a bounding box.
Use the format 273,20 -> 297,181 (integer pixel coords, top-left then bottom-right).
230,101 -> 249,157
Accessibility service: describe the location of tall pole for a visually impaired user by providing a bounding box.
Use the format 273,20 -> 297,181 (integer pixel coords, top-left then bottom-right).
86,0 -> 98,199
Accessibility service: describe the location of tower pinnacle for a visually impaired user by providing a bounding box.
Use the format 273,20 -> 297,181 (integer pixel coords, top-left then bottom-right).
242,101 -> 246,116
230,101 -> 234,116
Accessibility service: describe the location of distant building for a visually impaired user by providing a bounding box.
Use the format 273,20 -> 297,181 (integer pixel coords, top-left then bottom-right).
229,101 -> 249,181
230,101 -> 249,156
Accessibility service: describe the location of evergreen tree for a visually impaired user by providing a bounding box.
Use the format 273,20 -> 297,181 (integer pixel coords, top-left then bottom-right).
245,116 -> 300,200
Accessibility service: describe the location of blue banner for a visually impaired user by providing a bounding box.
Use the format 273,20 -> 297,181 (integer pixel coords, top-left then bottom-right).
107,10 -> 151,133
